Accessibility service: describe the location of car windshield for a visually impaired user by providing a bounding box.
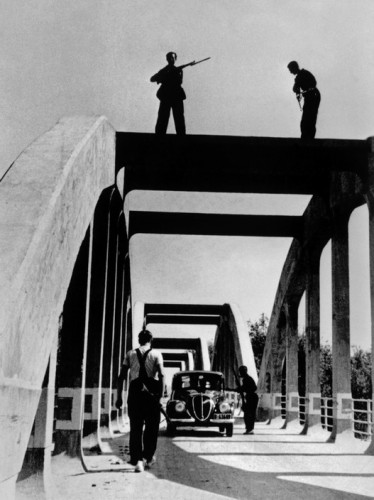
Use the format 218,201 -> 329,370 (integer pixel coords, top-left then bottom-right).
172,373 -> 223,396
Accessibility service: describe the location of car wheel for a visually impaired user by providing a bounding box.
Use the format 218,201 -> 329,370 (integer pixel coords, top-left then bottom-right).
226,424 -> 233,437
166,422 -> 176,436
219,425 -> 225,433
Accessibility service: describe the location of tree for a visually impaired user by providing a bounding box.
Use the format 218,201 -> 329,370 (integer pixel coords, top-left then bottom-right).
351,347 -> 372,399
247,313 -> 268,373
320,343 -> 333,398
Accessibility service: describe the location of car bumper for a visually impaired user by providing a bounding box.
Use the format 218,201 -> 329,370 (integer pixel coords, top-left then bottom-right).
169,417 -> 235,425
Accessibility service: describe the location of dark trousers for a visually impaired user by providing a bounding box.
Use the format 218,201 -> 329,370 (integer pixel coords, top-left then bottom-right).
128,390 -> 160,462
301,89 -> 321,139
243,394 -> 259,432
155,100 -> 186,135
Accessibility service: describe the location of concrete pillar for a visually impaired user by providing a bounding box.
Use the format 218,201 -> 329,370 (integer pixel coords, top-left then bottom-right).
305,248 -> 323,432
133,301 -> 145,344
84,192 -> 113,446
187,351 -> 194,370
284,303 -> 299,424
16,335 -> 58,499
330,213 -> 352,438
270,321 -> 286,421
364,137 -> 374,453
54,228 -> 90,457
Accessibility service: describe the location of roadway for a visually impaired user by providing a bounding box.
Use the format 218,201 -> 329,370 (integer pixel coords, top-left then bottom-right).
16,419 -> 374,499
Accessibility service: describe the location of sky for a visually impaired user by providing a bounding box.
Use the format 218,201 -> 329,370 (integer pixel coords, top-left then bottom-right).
1,1 -> 373,349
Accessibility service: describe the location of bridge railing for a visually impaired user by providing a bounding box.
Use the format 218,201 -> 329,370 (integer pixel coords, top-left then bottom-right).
352,398 -> 373,440
281,394 -> 287,419
321,397 -> 334,432
298,396 -> 306,425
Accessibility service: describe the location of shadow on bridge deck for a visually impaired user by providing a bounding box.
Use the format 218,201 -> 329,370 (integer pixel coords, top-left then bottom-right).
16,421 -> 374,499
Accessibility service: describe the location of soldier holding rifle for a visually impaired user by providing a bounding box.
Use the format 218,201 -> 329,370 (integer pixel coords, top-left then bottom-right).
150,52 -> 210,135
287,60 -> 321,139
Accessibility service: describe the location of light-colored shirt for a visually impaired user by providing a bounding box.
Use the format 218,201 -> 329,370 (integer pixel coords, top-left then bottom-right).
123,345 -> 164,383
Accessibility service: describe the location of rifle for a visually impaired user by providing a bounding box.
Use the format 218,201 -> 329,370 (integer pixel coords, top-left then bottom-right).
140,381 -> 171,423
296,93 -> 303,111
177,57 -> 211,70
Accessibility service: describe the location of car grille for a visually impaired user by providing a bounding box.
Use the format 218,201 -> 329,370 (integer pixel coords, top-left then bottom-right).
189,395 -> 214,422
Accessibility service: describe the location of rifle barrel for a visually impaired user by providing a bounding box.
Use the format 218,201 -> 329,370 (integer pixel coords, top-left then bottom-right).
194,57 -> 211,65
177,57 -> 211,70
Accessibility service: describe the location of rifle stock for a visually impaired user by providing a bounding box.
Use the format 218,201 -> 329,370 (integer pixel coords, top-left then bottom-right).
140,381 -> 171,423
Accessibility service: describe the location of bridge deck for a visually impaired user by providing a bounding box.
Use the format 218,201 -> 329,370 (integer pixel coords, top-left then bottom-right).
116,132 -> 368,196
17,421 -> 374,499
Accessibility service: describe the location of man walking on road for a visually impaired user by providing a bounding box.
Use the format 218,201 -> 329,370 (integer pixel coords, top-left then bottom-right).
116,329 -> 165,472
150,51 -> 186,135
237,365 -> 258,435
287,60 -> 321,139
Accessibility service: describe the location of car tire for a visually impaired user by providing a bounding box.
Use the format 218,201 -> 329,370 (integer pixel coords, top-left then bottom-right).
219,425 -> 225,433
226,424 -> 233,437
166,422 -> 176,436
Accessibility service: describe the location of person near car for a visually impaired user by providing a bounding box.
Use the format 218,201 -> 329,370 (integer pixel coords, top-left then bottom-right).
237,365 -> 258,434
116,329 -> 165,472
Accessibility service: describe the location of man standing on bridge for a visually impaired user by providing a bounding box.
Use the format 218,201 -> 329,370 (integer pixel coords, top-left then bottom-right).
150,51 -> 186,135
287,61 -> 321,139
237,365 -> 258,434
116,329 -> 165,472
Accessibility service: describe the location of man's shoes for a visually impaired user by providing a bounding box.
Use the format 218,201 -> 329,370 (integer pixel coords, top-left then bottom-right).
244,430 -> 254,435
134,460 -> 144,472
127,459 -> 137,466
145,456 -> 156,469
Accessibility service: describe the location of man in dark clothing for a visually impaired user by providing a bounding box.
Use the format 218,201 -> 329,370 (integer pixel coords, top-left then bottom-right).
288,61 -> 321,139
237,365 -> 258,434
150,52 -> 186,135
116,330 -> 164,472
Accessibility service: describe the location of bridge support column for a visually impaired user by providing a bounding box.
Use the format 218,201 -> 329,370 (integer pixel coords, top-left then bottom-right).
330,214 -> 352,440
364,139 -> 374,453
284,303 -> 300,427
17,336 -> 58,498
304,248 -> 324,437
269,320 -> 286,426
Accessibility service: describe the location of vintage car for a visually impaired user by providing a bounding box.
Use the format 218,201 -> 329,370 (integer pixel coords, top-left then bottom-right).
165,370 -> 235,436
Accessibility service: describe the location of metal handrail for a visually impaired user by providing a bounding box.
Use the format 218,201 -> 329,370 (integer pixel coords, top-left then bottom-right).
351,398 -> 372,439
298,396 -> 306,424
320,397 -> 333,431
281,394 -> 287,419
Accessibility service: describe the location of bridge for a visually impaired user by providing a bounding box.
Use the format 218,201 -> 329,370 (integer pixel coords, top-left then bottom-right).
1,116 -> 374,498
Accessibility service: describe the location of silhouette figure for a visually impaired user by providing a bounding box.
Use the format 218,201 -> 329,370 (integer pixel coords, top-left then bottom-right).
237,365 -> 258,434
150,52 -> 186,135
288,61 -> 321,139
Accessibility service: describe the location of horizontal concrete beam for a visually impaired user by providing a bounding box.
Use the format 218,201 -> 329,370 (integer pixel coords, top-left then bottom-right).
128,211 -> 303,239
117,132 -> 367,195
152,338 -> 202,350
144,303 -> 224,316
162,352 -> 189,361
146,314 -> 221,326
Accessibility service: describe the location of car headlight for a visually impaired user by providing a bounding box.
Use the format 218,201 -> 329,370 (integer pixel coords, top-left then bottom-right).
175,401 -> 186,412
219,401 -> 231,413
